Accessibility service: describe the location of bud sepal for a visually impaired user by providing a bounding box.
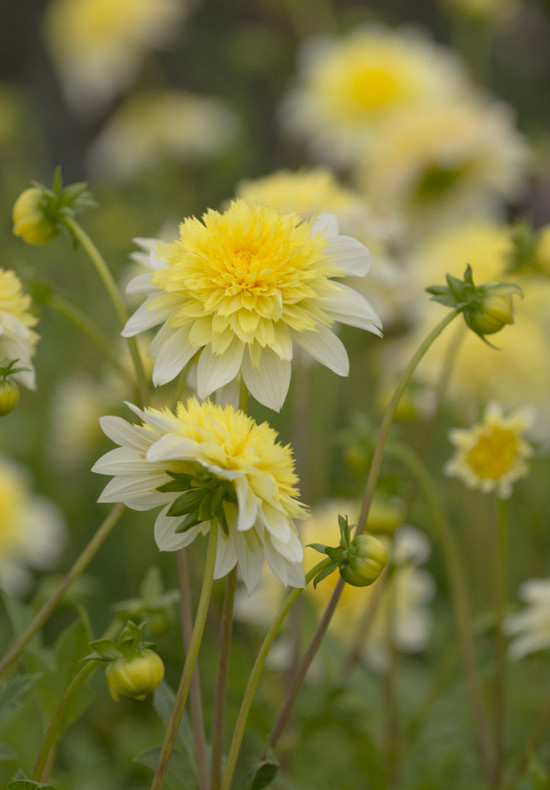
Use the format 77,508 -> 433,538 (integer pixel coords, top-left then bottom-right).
0,359 -> 29,416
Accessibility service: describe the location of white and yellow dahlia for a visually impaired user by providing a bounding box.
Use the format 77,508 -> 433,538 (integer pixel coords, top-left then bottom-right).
122,199 -> 382,411
0,268 -> 39,390
92,398 -> 307,592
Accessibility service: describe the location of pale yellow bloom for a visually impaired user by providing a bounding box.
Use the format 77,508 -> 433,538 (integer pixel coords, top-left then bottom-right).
0,268 -> 39,390
87,91 -> 239,182
358,99 -> 527,231
445,403 -> 533,498
44,0 -> 190,113
280,26 -> 469,165
93,398 -> 307,591
122,200 -> 381,411
0,457 -> 66,593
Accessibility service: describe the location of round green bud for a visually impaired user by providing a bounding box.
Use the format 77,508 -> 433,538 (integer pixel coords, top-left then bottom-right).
12,187 -> 60,246
105,649 -> 165,702
339,534 -> 388,587
465,287 -> 517,336
0,380 -> 20,416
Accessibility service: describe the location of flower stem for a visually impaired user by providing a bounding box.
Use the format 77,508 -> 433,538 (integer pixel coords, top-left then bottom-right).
32,619 -> 121,782
0,503 -> 124,679
220,558 -> 332,790
176,550 -> 209,790
385,439 -> 495,785
61,215 -> 148,406
262,310 -> 460,756
493,497 -> 509,788
211,567 -> 237,790
151,522 -> 219,790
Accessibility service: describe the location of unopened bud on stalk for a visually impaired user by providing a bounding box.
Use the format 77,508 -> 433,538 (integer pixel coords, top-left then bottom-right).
12,187 -> 60,246
105,649 -> 165,702
339,534 -> 388,587
464,286 -> 517,335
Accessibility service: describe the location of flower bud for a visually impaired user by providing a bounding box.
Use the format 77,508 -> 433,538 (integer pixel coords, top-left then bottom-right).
0,379 -> 20,416
465,286 -> 518,336
339,534 -> 388,587
12,187 -> 60,246
105,648 -> 164,702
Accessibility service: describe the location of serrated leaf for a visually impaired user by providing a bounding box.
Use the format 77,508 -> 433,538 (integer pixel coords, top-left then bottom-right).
0,673 -> 41,721
245,748 -> 279,790
134,746 -> 197,790
152,682 -> 195,758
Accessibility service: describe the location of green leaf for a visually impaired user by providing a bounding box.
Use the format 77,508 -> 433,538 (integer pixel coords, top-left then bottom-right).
175,511 -> 203,534
152,682 -> 195,758
0,741 -> 16,760
245,751 -> 279,790
168,489 -> 207,518
313,562 -> 337,588
0,673 -> 41,721
1,591 -> 44,655
8,781 -> 58,790
134,746 -> 197,790
306,543 -> 327,553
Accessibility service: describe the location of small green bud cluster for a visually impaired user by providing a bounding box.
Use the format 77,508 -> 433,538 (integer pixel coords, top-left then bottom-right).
0,358 -> 29,416
309,514 -> 388,588
426,264 -> 522,345
12,167 -> 96,246
113,567 -> 179,638
157,467 -> 238,536
86,621 -> 164,702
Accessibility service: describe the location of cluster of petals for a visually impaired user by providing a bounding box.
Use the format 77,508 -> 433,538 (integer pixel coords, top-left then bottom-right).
0,268 -> 39,390
92,398 -> 307,592
122,199 -> 382,411
505,579 -> 550,659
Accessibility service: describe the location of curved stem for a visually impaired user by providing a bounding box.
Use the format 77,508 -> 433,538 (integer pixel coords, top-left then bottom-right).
176,550 -> 209,790
32,620 -> 121,781
220,558 -> 332,790
385,439 -> 495,785
151,522 -> 219,790
211,568 -> 237,790
0,503 -> 124,678
61,215 -> 148,406
493,498 -> 509,788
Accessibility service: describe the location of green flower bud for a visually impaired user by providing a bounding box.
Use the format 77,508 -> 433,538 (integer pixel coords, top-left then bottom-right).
0,379 -> 19,416
12,187 -> 60,246
105,649 -> 165,702
464,286 -> 517,335
339,534 -> 388,587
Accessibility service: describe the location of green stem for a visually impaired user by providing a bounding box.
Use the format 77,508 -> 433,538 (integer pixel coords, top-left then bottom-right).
151,522 -> 219,790
504,691 -> 550,790
385,439 -> 495,785
176,550 -> 209,790
211,568 -> 237,790
220,559 -> 332,790
0,503 -> 124,678
32,620 -> 121,782
48,294 -> 127,377
493,498 -> 509,788
61,215 -> 148,406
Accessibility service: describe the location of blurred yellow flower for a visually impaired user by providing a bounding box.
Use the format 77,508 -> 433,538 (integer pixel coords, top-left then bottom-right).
280,26 -> 469,165
122,200 -> 381,410
358,99 -> 527,230
445,402 -> 533,498
87,91 -> 239,182
0,456 -> 66,594
0,268 -> 39,390
43,0 -> 190,113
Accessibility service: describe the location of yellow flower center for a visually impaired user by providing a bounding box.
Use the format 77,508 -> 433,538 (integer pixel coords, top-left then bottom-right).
348,67 -> 402,110
152,201 -> 340,350
465,427 -> 520,480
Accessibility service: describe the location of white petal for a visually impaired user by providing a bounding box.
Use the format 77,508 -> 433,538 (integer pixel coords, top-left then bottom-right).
125,402 -> 179,434
262,539 -> 290,586
234,532 -> 264,593
269,528 -> 304,562
196,340 -> 244,399
235,477 -> 259,531
241,347 -> 291,412
98,474 -> 169,509
214,530 -> 238,579
152,327 -> 198,386
122,299 -> 164,337
321,283 -> 383,334
285,562 -> 306,588
259,503 -> 291,543
293,325 -> 349,376
324,236 -> 372,277
154,505 -> 203,551
126,272 -> 156,296
98,415 -> 153,450
146,434 -> 200,462
91,446 -> 153,475
311,213 -> 339,238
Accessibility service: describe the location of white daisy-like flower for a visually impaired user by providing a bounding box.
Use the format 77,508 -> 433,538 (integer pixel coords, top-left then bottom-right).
92,397 -> 307,592
505,579 -> 550,659
0,268 -> 39,390
0,456 -> 66,594
122,199 -> 382,411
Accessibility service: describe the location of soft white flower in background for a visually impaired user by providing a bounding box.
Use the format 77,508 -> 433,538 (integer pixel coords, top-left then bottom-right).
235,500 -> 435,672
445,402 -> 533,499
43,0 -> 192,114
87,91 -> 239,182
93,397 -> 307,592
505,579 -> 550,659
122,199 -> 382,411
280,25 -> 469,166
0,268 -> 39,390
356,99 -> 527,232
0,456 -> 66,594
